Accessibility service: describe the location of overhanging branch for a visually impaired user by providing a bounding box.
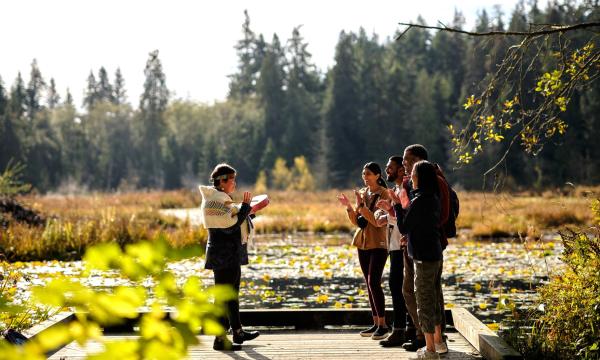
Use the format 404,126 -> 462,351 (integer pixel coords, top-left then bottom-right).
395,21 -> 600,40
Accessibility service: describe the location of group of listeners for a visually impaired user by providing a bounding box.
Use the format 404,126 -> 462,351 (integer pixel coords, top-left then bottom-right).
338,144 -> 452,360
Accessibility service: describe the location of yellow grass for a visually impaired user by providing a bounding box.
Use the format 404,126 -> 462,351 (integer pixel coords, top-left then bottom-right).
247,187 -> 597,238
1,187 -> 597,261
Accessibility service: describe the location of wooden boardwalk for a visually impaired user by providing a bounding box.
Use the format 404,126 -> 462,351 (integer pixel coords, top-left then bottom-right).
49,329 -> 481,359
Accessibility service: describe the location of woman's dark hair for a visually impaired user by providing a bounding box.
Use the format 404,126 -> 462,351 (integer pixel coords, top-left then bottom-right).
363,162 -> 387,188
210,163 -> 236,187
413,160 -> 439,195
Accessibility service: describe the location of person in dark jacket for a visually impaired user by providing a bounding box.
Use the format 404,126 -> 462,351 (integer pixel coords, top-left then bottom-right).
199,163 -> 259,351
391,160 -> 445,360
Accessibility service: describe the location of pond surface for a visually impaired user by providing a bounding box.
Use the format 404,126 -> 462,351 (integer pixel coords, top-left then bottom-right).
8,234 -> 563,329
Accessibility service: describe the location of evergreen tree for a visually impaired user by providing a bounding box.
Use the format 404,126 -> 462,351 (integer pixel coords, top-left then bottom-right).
0,76 -> 21,170
322,31 -> 362,186
355,28 -> 388,160
283,26 -> 322,161
47,78 -> 61,109
97,67 -> 114,103
161,133 -> 182,189
429,10 -> 467,115
53,99 -> 88,185
25,59 -> 46,121
8,73 -> 27,126
257,34 -> 287,153
113,68 -> 127,105
135,50 -> 169,188
83,70 -> 98,110
229,10 -> 260,99
64,88 -> 74,106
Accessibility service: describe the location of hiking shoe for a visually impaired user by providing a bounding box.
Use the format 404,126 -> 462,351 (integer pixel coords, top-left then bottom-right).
416,348 -> 440,359
233,329 -> 260,344
379,329 -> 406,347
435,341 -> 448,354
403,336 -> 426,351
359,324 -> 378,337
213,336 -> 242,351
371,326 -> 389,340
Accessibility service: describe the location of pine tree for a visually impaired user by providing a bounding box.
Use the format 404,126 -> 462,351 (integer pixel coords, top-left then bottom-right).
113,68 -> 127,105
136,50 -> 169,188
355,28 -> 387,160
64,88 -> 74,106
47,78 -> 61,109
0,76 -> 20,170
322,31 -> 362,186
283,26 -> 322,161
97,67 -> 114,103
25,59 -> 46,121
83,71 -> 99,110
257,34 -> 287,153
228,10 -> 263,99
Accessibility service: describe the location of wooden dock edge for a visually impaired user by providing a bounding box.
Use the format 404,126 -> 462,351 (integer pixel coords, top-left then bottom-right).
23,312 -> 75,340
450,307 -> 522,360
23,308 -> 523,360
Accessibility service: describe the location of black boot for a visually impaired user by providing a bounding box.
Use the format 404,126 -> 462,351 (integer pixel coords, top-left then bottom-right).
404,326 -> 417,342
213,336 -> 242,351
233,329 -> 260,344
402,335 -> 425,352
379,328 -> 406,347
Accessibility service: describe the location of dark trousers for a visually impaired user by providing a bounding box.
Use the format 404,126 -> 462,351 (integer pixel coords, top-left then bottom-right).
389,249 -> 411,330
358,248 -> 388,319
213,266 -> 242,331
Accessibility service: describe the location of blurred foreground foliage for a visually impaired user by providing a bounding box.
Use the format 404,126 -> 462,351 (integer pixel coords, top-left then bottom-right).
0,238 -> 232,359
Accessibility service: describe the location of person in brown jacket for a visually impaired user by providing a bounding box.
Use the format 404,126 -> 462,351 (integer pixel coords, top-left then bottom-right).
337,162 -> 391,340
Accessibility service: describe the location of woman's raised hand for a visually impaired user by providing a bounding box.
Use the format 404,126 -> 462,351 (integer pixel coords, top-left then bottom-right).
353,189 -> 364,207
242,191 -> 252,205
376,199 -> 392,211
337,193 -> 351,208
387,188 -> 401,204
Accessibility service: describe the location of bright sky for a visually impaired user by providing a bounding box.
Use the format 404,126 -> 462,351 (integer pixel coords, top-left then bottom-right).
1,0 -> 539,108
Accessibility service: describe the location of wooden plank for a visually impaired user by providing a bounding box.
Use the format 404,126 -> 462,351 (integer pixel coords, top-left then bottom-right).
23,311 -> 74,339
451,307 -> 522,360
49,330 -> 481,359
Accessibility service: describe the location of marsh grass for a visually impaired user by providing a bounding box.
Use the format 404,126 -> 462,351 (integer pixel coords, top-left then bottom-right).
249,188 -> 596,238
0,191 -> 205,261
1,187 -> 597,261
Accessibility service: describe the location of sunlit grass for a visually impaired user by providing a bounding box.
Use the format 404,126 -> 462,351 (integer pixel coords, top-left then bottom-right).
1,190 -> 204,261
1,187 -> 597,261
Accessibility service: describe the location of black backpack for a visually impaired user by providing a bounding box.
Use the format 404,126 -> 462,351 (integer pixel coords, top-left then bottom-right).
443,186 -> 460,238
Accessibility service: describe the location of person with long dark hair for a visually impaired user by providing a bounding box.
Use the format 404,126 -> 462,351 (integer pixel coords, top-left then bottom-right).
199,163 -> 259,351
337,162 -> 391,340
391,160 -> 444,360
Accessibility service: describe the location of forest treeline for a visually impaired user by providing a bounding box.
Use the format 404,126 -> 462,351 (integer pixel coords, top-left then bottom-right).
1,0 -> 599,192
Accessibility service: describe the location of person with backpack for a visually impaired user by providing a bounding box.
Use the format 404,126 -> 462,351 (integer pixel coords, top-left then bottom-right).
390,159 -> 445,359
393,144 -> 451,354
337,162 -> 391,340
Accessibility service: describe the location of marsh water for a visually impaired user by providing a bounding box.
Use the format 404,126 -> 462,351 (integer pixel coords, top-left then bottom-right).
11,233 -> 563,328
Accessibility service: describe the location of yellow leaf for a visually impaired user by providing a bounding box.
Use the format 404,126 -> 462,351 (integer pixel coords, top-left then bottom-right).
487,323 -> 500,331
